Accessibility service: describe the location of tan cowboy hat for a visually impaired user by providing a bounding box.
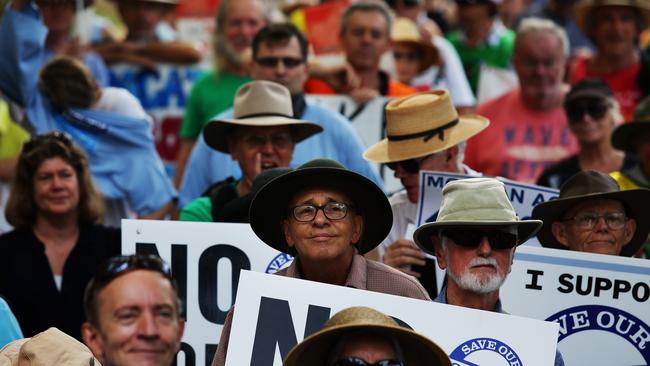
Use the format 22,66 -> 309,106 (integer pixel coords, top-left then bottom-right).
364,90 -> 489,163
414,178 -> 542,254
575,0 -> 650,34
249,159 -> 392,255
283,306 -> 451,366
531,170 -> 650,257
391,17 -> 439,73
0,328 -> 101,366
203,81 -> 323,153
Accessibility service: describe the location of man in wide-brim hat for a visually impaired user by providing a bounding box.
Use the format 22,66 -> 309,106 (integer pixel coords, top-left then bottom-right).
284,306 -> 451,366
180,80 -> 322,222
413,178 -> 566,365
210,159 -> 430,366
532,170 -> 650,257
363,89 -> 488,295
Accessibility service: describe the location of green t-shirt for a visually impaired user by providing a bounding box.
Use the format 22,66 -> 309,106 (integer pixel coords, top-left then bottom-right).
179,70 -> 251,139
179,196 -> 213,222
447,29 -> 515,95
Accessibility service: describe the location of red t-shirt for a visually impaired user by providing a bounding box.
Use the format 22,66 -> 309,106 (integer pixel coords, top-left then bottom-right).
571,57 -> 641,121
465,89 -> 578,183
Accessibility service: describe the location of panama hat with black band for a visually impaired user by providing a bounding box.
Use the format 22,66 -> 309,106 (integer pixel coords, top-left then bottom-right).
249,159 -> 392,255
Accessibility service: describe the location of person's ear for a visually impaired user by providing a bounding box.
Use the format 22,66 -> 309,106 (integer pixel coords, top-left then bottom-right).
351,214 -> 364,244
432,235 -> 447,270
175,319 -> 186,351
283,219 -> 295,248
81,322 -> 105,362
623,218 -> 637,246
551,222 -> 571,248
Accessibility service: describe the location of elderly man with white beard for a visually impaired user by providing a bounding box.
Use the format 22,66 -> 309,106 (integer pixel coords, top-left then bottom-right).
413,178 -> 566,365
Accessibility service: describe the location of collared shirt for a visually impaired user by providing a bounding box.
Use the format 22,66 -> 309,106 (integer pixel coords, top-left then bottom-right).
211,254 -> 430,366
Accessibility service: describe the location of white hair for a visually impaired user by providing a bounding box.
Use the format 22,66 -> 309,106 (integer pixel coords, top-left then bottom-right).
516,17 -> 569,58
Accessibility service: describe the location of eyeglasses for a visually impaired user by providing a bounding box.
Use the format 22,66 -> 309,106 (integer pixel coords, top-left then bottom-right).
290,202 -> 353,222
562,212 -> 627,230
254,57 -> 304,68
386,156 -> 428,174
334,358 -> 403,366
565,100 -> 610,122
23,131 -> 73,154
441,229 -> 519,249
238,132 -> 293,149
393,51 -> 421,62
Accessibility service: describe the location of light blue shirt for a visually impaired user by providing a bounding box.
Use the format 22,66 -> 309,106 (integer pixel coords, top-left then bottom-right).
0,297 -> 22,348
178,102 -> 383,207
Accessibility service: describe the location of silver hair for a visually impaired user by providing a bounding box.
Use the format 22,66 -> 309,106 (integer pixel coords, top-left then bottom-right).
340,0 -> 393,35
516,17 -> 569,58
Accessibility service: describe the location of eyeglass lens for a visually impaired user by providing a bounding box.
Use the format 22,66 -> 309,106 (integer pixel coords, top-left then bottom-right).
241,132 -> 292,149
564,213 -> 627,230
442,229 -> 518,250
386,159 -> 420,174
255,57 -> 304,68
292,202 -> 350,222
566,100 -> 609,122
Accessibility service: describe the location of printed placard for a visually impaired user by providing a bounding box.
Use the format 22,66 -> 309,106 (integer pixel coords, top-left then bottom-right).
227,270 -> 560,366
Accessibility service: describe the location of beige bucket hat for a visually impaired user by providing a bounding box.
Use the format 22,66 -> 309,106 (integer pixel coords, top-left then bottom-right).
575,0 -> 650,34
363,90 -> 489,163
414,178 -> 542,254
283,306 -> 451,366
203,80 -> 323,153
391,17 -> 439,73
0,328 -> 101,366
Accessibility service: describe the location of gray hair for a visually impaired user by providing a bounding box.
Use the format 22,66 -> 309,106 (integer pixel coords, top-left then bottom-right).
340,0 -> 393,35
516,17 -> 569,58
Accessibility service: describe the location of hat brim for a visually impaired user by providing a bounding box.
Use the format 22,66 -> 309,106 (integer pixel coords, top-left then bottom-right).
203,117 -> 323,153
531,189 -> 650,257
611,120 -> 650,152
413,220 -> 543,256
575,1 -> 650,34
283,323 -> 451,366
364,115 -> 489,163
249,166 -> 392,255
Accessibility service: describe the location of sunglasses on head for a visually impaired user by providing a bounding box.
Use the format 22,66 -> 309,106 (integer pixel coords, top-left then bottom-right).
441,229 -> 519,249
96,254 -> 173,285
254,57 -> 304,68
23,131 -> 73,154
334,357 -> 403,366
565,100 -> 610,122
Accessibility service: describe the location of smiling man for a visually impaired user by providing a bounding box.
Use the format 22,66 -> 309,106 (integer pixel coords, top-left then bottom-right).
532,170 -> 650,257
81,254 -> 185,366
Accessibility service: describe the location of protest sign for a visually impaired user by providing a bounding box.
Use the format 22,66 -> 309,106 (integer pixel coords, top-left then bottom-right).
415,171 -> 559,246
227,270 -> 560,366
121,219 -> 292,366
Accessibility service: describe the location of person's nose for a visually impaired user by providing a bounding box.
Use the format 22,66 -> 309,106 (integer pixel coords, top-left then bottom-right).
136,312 -> 159,338
593,215 -> 610,232
312,207 -> 328,226
394,164 -> 408,179
477,236 -> 492,256
260,137 -> 275,154
275,60 -> 287,76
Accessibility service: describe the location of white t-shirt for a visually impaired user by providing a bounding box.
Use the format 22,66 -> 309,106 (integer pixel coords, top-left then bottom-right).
95,87 -> 153,127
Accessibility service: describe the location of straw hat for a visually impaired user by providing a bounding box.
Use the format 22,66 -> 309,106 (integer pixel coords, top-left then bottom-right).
203,81 -> 323,153
575,0 -> 650,34
249,159 -> 392,255
531,170 -> 650,257
364,90 -> 489,163
283,306 -> 451,366
0,328 -> 101,366
611,95 -> 650,152
391,18 -> 439,73
414,178 -> 542,254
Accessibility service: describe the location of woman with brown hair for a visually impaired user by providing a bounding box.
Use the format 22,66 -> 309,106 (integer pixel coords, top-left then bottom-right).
0,132 -> 120,340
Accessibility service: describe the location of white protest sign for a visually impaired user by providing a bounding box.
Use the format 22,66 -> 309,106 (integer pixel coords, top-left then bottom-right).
306,94 -> 402,193
121,219 -> 291,366
227,270 -> 560,366
415,171 -> 559,247
503,245 -> 650,366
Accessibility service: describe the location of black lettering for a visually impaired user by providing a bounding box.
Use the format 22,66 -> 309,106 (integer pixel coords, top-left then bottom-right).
205,344 -> 218,366
576,275 -> 593,296
303,305 -> 331,338
613,279 -> 632,299
250,297 -> 299,366
172,342 -> 195,366
594,277 -> 612,297
525,269 -> 544,290
633,282 -> 650,302
198,244 -> 251,324
557,273 -> 573,293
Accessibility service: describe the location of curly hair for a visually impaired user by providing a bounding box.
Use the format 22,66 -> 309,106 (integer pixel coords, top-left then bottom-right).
5,132 -> 104,229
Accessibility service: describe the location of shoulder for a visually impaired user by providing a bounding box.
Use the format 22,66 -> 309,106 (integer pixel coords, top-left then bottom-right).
365,259 -> 430,300
180,197 -> 213,222
476,90 -> 518,114
0,229 -> 32,248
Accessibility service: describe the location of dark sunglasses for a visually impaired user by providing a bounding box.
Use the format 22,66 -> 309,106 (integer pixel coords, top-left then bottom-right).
23,131 -> 73,154
565,100 -> 609,122
334,357 -> 403,366
393,51 -> 421,62
254,57 -> 304,68
386,157 -> 426,174
441,229 -> 519,249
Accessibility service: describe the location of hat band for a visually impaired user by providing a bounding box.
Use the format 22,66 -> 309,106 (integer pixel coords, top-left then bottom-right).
387,119 -> 459,143
237,112 -> 295,119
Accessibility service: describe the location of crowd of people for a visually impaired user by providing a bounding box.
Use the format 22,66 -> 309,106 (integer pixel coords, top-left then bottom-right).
0,0 -> 649,365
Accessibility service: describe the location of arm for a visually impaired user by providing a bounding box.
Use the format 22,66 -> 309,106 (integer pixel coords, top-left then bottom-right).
93,41 -> 202,66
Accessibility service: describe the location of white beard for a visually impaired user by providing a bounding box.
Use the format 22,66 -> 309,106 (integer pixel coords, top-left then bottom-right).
446,256 -> 507,294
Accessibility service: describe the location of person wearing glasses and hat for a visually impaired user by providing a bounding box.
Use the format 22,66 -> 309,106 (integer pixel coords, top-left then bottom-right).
284,306 -> 451,366
413,177 -> 566,365
570,0 -> 650,120
532,170 -> 650,257
81,254 -> 185,366
180,80 -> 322,222
211,158 -> 430,366
363,90 -> 488,295
537,79 -> 639,189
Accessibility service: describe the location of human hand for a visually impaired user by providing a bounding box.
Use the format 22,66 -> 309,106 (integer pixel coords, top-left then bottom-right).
310,61 -> 360,93
383,239 -> 426,277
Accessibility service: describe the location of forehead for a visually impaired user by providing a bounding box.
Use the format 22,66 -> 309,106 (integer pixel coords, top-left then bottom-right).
345,10 -> 388,31
288,186 -> 352,206
97,270 -> 177,312
563,198 -> 626,218
256,36 -> 302,57
592,5 -> 636,21
233,125 -> 291,137
36,156 -> 74,172
225,0 -> 265,22
516,31 -> 563,58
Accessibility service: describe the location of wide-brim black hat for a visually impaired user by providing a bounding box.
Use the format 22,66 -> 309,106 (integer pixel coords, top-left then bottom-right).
249,159 -> 392,255
531,170 -> 650,256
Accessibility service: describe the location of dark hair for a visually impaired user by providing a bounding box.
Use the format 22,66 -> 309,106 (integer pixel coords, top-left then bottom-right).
455,0 -> 498,18
83,254 -> 182,327
340,1 -> 393,35
584,6 -> 645,42
38,56 -> 99,109
252,23 -> 309,61
5,132 -> 104,229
